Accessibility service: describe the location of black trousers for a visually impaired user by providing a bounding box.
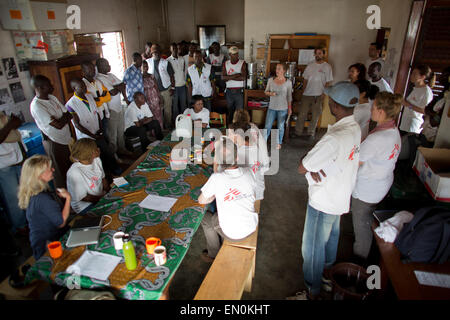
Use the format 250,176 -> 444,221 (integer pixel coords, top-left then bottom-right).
125,120 -> 163,153
95,137 -> 122,176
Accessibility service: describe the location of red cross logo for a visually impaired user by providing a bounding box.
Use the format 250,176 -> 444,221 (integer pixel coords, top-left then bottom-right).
388,144 -> 400,160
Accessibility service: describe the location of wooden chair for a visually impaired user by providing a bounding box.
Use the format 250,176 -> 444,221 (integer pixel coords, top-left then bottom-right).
209,112 -> 227,128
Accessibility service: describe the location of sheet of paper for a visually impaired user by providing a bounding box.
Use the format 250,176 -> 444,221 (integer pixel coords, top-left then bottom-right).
298,49 -> 315,65
414,271 -> 450,289
139,194 -> 178,212
113,177 -> 129,187
66,250 -> 122,282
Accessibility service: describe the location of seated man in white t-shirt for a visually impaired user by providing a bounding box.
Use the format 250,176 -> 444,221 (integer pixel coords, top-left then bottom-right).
366,42 -> 385,77
183,95 -> 210,128
368,62 -> 393,93
66,138 -> 110,215
124,92 -> 163,153
198,137 -> 258,262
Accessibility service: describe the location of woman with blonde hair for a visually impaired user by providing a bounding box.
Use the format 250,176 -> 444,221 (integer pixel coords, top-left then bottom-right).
350,92 -> 403,263
264,63 -> 293,149
18,155 -> 71,259
66,138 -> 109,215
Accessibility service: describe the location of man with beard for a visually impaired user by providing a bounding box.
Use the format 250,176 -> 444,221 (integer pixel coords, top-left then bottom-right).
295,48 -> 333,140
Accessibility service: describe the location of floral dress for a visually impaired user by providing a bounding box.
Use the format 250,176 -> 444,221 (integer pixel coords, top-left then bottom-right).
143,73 -> 164,129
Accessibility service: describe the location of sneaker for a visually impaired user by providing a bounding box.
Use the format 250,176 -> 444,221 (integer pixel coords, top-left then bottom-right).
200,249 -> 215,263
322,268 -> 333,292
286,291 -> 309,300
322,276 -> 333,292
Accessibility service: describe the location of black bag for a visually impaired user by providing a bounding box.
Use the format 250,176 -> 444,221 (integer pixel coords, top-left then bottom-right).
394,206 -> 450,264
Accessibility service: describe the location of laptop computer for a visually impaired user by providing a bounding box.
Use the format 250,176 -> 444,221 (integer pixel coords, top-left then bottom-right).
66,215 -> 105,248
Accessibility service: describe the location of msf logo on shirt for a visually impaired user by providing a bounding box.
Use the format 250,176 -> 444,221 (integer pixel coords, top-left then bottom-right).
89,176 -> 99,190
388,144 -> 400,160
348,145 -> 360,161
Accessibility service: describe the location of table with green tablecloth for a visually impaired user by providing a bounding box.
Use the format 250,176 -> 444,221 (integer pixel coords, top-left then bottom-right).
24,132 -> 215,300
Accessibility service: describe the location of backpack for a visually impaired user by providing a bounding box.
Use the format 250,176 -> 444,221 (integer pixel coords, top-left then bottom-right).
394,206 -> 450,264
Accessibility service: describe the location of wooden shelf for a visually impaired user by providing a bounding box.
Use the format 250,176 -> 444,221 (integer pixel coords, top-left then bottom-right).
265,34 -> 330,77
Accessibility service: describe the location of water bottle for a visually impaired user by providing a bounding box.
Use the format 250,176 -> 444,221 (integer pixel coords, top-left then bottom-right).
122,234 -> 137,270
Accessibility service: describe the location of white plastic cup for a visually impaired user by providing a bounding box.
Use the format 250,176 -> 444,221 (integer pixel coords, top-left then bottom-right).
113,232 -> 125,250
154,245 -> 167,266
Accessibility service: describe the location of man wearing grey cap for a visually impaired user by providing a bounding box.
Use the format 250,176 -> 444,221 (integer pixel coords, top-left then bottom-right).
288,81 -> 361,300
222,46 -> 247,123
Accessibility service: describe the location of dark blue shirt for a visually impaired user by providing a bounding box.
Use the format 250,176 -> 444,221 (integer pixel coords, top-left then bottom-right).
26,192 -> 65,260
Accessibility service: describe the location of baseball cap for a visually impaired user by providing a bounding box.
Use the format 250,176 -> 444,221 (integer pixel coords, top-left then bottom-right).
228,46 -> 239,55
324,81 -> 359,107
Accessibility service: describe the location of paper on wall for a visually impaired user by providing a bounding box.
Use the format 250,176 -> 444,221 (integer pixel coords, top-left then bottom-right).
298,49 -> 315,65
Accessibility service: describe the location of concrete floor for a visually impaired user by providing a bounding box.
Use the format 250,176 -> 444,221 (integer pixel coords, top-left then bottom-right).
168,129 -> 358,300
0,129 -> 363,300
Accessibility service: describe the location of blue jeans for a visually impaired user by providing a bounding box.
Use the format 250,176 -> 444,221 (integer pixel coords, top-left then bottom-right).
302,204 -> 341,296
173,85 -> 187,118
0,165 -> 27,233
225,88 -> 244,122
264,108 -> 288,145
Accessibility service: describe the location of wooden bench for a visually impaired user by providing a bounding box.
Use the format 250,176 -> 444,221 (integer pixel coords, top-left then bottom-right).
194,200 -> 261,299
194,245 -> 255,300
0,256 -> 49,300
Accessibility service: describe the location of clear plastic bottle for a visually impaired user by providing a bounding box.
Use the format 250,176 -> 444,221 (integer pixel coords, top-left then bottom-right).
122,234 -> 137,270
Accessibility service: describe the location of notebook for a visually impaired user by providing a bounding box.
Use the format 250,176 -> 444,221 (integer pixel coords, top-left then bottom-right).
66,215 -> 104,248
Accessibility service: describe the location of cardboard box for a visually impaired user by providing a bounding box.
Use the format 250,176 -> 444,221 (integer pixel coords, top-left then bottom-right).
75,35 -> 104,55
413,147 -> 450,202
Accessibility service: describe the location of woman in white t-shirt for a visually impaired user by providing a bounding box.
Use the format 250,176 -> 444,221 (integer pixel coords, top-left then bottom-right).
354,80 -> 379,141
228,121 -> 269,201
67,138 -> 110,214
183,95 -> 210,128
351,92 -> 403,261
399,65 -> 435,134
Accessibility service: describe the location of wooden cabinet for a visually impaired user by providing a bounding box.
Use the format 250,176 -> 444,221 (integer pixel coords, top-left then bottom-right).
265,34 -> 330,77
28,54 -> 100,103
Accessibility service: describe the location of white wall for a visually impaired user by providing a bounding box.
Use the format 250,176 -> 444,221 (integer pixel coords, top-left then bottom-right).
167,0 -> 245,44
379,0 -> 413,89
67,0 -> 164,66
245,0 -> 381,82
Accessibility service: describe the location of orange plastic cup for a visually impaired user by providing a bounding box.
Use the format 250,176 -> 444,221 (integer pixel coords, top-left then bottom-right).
48,241 -> 63,259
145,237 -> 161,255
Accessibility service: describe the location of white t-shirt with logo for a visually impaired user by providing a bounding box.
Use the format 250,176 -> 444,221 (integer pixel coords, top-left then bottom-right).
399,85 -> 433,134
302,61 -> 333,96
353,102 -> 371,141
353,128 -> 401,204
201,167 -> 258,240
237,145 -> 266,200
302,115 -> 361,215
124,101 -> 154,131
183,107 -> 210,127
370,78 -> 393,93
67,157 -> 105,213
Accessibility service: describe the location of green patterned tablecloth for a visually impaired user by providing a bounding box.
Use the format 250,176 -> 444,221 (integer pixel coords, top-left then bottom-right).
24,132 -> 214,300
